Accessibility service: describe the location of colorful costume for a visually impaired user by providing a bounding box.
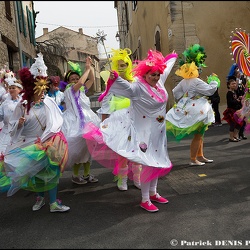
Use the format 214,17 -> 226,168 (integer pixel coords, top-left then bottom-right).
0,67 -> 15,130
165,44 -> 219,166
0,97 -> 67,196
166,73 -> 219,141
62,69 -> 100,171
166,45 -> 219,142
84,50 -> 178,212
97,48 -> 140,191
0,77 -> 23,155
84,52 -> 178,183
0,54 -> 68,206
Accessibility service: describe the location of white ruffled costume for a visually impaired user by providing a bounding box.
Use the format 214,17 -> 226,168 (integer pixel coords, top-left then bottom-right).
0,95 -> 22,155
83,54 -> 178,182
165,77 -> 218,141
62,86 -> 101,169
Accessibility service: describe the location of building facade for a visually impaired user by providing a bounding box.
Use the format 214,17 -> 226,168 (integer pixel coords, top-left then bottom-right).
36,26 -> 101,95
115,1 -> 250,109
0,1 -> 36,74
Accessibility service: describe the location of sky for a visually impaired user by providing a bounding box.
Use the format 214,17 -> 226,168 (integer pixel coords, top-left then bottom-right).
33,1 -> 119,59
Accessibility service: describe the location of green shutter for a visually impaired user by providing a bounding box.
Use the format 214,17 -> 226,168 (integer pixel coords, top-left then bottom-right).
26,6 -> 32,43
16,1 -> 23,33
29,8 -> 36,45
20,2 -> 26,37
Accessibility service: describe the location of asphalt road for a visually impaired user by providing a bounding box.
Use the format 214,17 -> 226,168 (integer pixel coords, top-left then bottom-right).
1,123 -> 250,249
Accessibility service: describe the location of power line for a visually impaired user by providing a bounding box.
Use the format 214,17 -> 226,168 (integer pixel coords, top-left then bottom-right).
36,21 -> 119,29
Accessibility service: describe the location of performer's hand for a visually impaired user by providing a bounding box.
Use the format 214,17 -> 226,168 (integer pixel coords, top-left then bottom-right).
109,70 -> 115,80
85,56 -> 92,69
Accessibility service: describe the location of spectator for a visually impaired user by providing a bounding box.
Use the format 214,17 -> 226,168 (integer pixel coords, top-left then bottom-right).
209,87 -> 222,126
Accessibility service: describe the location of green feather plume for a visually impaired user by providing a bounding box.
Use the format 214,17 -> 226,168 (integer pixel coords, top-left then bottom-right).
179,44 -> 207,68
68,61 -> 82,76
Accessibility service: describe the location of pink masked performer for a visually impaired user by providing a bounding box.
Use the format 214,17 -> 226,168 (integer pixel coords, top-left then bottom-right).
84,50 -> 178,212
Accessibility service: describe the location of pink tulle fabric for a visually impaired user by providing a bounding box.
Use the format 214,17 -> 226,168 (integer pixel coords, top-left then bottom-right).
83,122 -> 172,182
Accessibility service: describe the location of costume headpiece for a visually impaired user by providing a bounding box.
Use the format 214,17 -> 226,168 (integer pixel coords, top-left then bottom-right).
5,76 -> 23,89
227,63 -> 239,80
19,53 -> 48,113
0,65 -> 8,83
64,61 -> 82,83
0,65 -> 15,85
29,52 -> 49,95
132,49 -> 167,77
176,44 -> 207,79
110,48 -> 134,82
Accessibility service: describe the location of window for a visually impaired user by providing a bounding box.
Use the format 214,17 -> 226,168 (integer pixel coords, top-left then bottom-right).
7,46 -> 14,71
22,53 -> 32,68
16,1 -> 27,37
26,6 -> 36,45
5,1 -> 12,22
155,31 -> 161,52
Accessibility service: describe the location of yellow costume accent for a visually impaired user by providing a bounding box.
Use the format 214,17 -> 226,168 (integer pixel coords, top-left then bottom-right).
175,62 -> 199,79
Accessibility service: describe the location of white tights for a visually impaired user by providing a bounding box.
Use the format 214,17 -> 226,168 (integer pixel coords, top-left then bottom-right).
140,178 -> 158,202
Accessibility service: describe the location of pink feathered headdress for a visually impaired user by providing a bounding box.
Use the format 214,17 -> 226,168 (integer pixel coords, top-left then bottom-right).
132,50 -> 167,77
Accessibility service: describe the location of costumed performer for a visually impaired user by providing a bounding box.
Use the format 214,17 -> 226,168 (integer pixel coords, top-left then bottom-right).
0,67 -> 16,130
62,56 -> 100,185
0,66 -> 15,104
97,48 -> 141,191
46,75 -> 65,112
0,77 -> 23,155
83,49 -> 178,212
0,53 -> 70,213
166,44 -> 220,166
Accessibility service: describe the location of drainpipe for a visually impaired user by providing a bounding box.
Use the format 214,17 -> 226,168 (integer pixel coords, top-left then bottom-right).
14,1 -> 23,69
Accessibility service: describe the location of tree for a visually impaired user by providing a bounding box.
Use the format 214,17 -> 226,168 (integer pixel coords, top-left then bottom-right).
35,36 -> 68,78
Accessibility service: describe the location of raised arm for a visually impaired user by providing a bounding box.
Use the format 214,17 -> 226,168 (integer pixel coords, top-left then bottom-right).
159,52 -> 178,86
73,56 -> 93,92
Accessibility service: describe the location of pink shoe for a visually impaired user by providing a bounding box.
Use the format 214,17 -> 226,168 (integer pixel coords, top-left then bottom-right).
140,200 -> 159,212
150,193 -> 169,204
